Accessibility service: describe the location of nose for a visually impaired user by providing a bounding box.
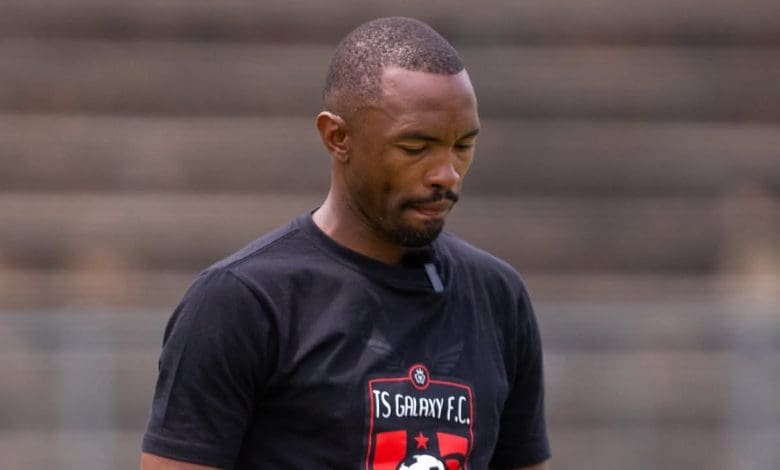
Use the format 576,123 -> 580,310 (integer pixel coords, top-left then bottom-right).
424,150 -> 462,190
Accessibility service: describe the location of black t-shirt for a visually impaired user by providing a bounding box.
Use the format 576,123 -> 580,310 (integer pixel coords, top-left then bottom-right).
142,214 -> 550,469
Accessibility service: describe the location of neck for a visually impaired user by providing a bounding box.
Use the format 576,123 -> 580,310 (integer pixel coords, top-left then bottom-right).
313,194 -> 407,265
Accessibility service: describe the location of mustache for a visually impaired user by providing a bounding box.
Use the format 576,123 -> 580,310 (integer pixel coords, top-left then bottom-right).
402,190 -> 459,208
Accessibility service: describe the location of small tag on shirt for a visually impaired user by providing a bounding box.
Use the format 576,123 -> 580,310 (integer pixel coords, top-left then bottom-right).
424,263 -> 444,293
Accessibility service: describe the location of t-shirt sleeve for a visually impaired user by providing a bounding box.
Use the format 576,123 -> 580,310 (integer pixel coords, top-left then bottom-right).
489,285 -> 551,468
142,268 -> 275,468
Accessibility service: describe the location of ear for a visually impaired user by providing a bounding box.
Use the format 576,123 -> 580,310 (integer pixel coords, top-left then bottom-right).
316,111 -> 350,163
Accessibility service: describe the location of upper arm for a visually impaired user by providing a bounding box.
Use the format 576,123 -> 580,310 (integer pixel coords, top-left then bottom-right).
489,283 -> 551,468
140,452 -> 222,470
141,269 -> 274,468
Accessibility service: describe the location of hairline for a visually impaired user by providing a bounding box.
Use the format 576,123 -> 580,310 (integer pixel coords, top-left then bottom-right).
325,64 -> 467,118
322,17 -> 465,116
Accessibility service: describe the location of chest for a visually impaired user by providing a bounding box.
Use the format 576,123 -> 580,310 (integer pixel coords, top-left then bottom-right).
250,283 -> 513,467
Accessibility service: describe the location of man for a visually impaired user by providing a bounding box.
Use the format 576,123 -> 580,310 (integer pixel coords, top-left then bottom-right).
141,17 -> 550,469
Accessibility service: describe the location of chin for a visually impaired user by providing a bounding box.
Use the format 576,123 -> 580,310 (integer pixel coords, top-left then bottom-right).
391,220 -> 445,247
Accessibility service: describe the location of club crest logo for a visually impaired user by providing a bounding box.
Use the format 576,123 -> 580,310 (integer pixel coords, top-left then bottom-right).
410,364 -> 429,390
365,364 -> 473,470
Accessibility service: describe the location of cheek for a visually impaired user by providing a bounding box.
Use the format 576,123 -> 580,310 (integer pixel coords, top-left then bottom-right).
385,165 -> 421,201
348,164 -> 396,214
456,154 -> 475,181
376,176 -> 404,211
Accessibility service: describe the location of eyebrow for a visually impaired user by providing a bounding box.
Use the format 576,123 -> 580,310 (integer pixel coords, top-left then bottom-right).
396,128 -> 480,143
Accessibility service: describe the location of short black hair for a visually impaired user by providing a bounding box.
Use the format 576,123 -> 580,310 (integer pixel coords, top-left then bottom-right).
323,17 -> 464,114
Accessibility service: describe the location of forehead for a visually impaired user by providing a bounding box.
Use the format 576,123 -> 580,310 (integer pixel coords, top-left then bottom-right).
378,66 -> 477,110
371,67 -> 479,133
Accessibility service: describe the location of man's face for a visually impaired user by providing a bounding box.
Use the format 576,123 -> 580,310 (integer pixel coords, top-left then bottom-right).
343,67 -> 480,247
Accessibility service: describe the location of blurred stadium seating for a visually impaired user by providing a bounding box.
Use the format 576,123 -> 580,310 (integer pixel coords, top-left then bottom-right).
0,1 -> 778,468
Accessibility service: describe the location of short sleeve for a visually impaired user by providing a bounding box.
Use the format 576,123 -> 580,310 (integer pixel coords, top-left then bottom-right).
489,285 -> 551,468
142,268 -> 275,468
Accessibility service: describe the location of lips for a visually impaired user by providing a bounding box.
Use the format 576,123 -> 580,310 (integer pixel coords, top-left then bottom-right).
410,200 -> 452,217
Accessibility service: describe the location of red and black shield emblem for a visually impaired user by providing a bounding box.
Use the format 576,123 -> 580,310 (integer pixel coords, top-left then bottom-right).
365,364 -> 473,470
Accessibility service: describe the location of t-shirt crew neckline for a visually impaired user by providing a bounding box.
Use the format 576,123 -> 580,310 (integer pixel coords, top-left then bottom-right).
295,212 -> 448,294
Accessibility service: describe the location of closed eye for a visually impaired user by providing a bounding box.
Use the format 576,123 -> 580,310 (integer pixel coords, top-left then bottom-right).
455,141 -> 475,152
399,145 -> 427,156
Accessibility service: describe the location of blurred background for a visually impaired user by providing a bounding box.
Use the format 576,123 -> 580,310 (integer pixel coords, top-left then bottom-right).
1,0 -> 779,468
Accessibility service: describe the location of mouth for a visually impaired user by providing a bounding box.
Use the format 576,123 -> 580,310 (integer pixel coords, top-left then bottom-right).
409,200 -> 452,218
402,190 -> 459,220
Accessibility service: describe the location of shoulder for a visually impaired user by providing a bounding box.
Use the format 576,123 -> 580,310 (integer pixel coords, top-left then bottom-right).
182,214 -> 354,313
437,231 -> 527,294
166,217 -> 310,323
196,215 -> 327,287
436,232 -> 536,342
207,217 -> 309,272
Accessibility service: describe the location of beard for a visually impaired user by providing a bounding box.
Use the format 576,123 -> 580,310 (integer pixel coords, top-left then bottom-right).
388,189 -> 459,247
389,217 -> 445,247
